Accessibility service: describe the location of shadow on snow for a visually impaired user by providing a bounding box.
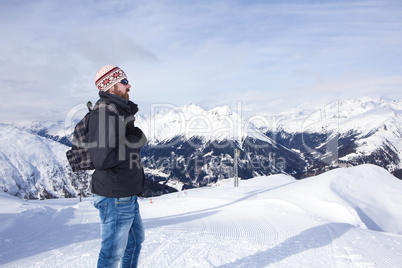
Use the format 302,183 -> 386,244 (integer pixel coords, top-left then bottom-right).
217,222 -> 354,268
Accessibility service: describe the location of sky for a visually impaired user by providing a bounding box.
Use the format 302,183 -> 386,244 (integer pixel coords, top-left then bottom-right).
0,0 -> 401,123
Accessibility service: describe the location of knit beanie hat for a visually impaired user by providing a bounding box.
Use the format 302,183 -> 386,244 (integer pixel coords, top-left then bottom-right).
95,65 -> 127,92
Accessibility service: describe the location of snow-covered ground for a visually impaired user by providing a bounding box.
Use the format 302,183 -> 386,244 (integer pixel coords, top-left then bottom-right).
1,164 -> 401,267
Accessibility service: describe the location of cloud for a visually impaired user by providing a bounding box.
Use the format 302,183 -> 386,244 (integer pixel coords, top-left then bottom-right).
0,0 -> 402,123
71,31 -> 158,65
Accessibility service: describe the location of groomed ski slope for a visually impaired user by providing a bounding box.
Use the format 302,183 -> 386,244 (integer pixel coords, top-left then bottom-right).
1,164 -> 402,267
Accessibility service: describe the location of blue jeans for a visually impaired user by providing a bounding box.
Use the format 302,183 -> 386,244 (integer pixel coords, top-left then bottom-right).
93,194 -> 145,268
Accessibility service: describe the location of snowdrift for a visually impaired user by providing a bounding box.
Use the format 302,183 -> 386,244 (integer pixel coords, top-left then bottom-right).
259,164 -> 402,234
1,164 -> 402,267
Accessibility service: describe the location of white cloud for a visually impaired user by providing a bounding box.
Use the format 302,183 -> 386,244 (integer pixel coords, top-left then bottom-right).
0,0 -> 401,122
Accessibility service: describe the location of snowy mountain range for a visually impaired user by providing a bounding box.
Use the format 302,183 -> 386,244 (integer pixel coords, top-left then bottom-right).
1,97 -> 401,199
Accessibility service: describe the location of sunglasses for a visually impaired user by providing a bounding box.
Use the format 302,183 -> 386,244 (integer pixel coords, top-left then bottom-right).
120,79 -> 129,85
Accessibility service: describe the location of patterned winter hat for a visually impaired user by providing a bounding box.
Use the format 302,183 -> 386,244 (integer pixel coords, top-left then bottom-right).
95,65 -> 127,92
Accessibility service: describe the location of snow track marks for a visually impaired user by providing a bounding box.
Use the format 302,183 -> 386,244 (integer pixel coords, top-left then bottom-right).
140,196 -> 336,267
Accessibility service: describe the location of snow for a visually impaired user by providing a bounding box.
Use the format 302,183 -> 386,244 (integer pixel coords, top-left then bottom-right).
133,98 -> 402,170
1,164 -> 402,267
15,97 -> 402,171
0,124 -> 79,199
17,120 -> 72,141
136,103 -> 248,143
253,97 -> 401,134
254,98 -> 402,169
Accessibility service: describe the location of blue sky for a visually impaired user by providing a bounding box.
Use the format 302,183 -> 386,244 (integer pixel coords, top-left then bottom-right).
1,0 -> 401,122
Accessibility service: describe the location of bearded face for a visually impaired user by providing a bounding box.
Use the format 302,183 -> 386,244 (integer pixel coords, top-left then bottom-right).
110,83 -> 130,100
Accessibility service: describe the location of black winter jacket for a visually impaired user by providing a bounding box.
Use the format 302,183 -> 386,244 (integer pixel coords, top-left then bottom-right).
87,91 -> 147,198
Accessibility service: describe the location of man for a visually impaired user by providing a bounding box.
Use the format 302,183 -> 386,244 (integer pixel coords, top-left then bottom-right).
88,65 -> 147,268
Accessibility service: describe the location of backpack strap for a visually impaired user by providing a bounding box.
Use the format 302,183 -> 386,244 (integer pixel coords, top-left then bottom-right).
87,101 -> 93,112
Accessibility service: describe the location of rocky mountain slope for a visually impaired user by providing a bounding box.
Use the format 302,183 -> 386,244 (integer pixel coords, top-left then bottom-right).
0,124 -> 90,199
1,97 -> 401,199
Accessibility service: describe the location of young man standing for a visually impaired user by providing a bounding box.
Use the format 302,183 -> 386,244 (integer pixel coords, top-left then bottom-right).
88,65 -> 147,268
